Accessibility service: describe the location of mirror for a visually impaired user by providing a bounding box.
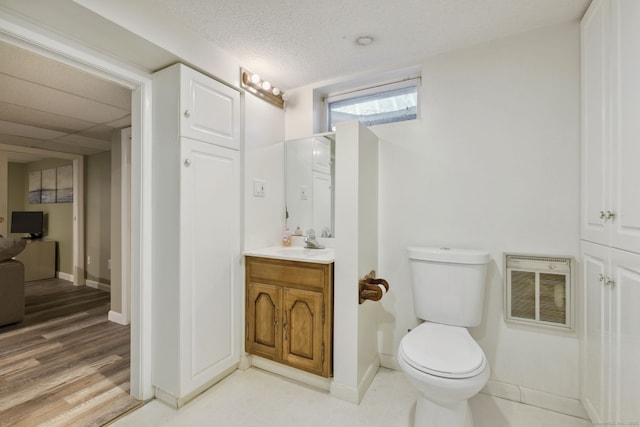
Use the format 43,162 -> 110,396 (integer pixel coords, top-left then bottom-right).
285,133 -> 335,238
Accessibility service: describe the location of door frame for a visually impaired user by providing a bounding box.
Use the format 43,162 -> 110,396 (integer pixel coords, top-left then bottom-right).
0,15 -> 154,400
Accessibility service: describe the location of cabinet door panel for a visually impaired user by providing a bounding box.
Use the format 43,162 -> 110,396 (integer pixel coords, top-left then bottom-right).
282,288 -> 324,374
610,249 -> 640,423
181,66 -> 240,150
246,282 -> 281,359
581,0 -> 610,246
181,138 -> 240,386
581,241 -> 609,423
609,0 -> 640,253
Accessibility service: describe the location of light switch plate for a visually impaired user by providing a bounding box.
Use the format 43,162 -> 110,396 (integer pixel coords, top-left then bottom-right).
254,179 -> 265,197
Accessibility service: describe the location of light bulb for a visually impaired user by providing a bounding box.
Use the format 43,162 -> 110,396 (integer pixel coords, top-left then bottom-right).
250,73 -> 261,84
262,81 -> 271,91
272,87 -> 280,96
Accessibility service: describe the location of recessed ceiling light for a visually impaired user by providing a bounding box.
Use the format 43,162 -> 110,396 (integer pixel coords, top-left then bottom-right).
356,36 -> 374,46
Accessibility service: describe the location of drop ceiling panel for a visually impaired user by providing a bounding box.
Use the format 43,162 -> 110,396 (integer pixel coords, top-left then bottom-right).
0,103 -> 96,134
0,133 -> 47,147
76,124 -> 118,141
0,120 -> 66,140
105,115 -> 131,129
0,74 -> 129,124
30,140 -> 104,156
7,151 -> 47,163
0,42 -> 132,111
55,133 -> 112,151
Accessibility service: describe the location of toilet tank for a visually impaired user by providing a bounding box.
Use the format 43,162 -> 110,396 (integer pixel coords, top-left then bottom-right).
408,247 -> 490,327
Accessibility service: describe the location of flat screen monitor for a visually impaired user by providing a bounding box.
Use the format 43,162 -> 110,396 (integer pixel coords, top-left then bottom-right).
10,211 -> 44,239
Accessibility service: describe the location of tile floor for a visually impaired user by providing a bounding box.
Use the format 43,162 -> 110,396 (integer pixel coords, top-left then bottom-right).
111,368 -> 594,427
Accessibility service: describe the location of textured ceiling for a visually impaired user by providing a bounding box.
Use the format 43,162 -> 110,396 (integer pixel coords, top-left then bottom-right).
0,0 -> 591,159
147,0 -> 591,90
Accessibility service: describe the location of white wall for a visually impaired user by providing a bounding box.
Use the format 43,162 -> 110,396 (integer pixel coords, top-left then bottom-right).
286,22 -> 582,399
243,95 -> 286,250
332,121 -> 380,402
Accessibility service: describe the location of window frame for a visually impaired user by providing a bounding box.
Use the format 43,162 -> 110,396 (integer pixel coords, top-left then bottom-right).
324,77 -> 421,131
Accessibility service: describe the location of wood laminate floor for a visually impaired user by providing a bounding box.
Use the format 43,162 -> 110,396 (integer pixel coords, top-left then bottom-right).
0,278 -> 141,427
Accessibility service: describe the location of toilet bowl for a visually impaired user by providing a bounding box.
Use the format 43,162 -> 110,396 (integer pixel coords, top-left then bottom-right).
400,246 -> 491,427
398,322 -> 489,427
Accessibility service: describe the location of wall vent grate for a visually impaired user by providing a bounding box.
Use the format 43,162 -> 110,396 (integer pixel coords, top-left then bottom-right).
504,253 -> 575,331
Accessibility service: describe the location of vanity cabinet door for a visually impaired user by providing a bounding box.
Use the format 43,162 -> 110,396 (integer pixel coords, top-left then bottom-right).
246,282 -> 282,360
245,256 -> 333,377
282,288 -> 325,375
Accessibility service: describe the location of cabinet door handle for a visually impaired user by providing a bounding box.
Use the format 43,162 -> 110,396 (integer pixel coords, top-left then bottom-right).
605,277 -> 616,287
599,273 -> 605,282
605,210 -> 615,220
184,158 -> 191,167
600,211 -> 606,219
184,109 -> 191,118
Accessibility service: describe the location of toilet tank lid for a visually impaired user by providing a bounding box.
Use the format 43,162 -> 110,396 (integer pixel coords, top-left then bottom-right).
408,246 -> 490,264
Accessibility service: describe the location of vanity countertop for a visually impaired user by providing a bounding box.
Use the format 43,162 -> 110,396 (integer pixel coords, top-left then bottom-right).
243,245 -> 335,264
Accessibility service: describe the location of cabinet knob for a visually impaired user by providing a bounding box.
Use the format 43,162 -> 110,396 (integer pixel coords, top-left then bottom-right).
605,210 -> 616,220
599,273 -> 604,282
184,158 -> 191,167
184,109 -> 191,118
599,211 -> 606,219
605,277 -> 616,287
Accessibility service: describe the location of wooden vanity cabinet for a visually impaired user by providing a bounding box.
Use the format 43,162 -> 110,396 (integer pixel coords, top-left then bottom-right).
245,256 -> 333,377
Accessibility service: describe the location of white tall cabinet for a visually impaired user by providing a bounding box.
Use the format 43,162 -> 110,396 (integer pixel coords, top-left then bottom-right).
581,1 -> 640,424
151,63 -> 242,407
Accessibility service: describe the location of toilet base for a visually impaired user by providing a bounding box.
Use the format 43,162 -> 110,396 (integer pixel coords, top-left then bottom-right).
414,395 -> 473,427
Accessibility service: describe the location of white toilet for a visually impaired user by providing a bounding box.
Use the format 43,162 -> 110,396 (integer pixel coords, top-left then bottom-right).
398,246 -> 491,427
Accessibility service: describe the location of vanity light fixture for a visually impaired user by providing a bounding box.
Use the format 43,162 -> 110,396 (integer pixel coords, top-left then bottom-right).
241,68 -> 284,108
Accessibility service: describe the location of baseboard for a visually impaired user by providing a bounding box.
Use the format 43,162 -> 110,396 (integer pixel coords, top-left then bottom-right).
250,355 -> 331,392
379,354 -> 588,420
238,353 -> 252,371
108,310 -> 129,325
56,271 -> 74,282
482,379 -> 590,420
379,352 -> 400,371
329,353 -> 380,404
357,353 -> 380,402
155,363 -> 238,408
86,279 -> 110,292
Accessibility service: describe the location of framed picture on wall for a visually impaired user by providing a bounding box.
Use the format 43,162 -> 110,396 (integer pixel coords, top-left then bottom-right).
56,165 -> 73,203
28,170 -> 41,204
41,168 -> 56,203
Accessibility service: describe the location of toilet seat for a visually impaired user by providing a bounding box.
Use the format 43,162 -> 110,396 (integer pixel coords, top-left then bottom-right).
400,322 -> 486,379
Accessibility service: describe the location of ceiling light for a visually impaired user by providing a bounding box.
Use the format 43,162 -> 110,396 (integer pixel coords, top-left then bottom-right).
356,36 -> 374,46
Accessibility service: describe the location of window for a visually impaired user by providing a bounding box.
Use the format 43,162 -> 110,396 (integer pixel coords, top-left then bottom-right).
326,78 -> 419,131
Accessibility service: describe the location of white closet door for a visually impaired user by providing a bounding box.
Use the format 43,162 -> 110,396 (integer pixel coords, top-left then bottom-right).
610,248 -> 640,423
581,241 -> 609,423
180,137 -> 240,391
581,0 -> 610,246
609,0 -> 640,253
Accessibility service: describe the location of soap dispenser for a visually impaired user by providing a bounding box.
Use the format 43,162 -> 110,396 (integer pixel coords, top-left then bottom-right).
282,225 -> 292,247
